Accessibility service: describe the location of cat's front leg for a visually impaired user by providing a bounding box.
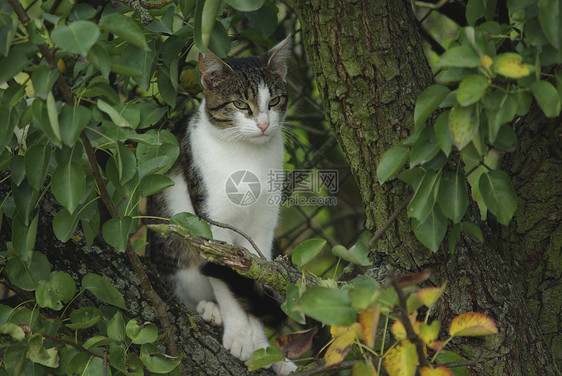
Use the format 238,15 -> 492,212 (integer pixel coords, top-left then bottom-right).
209,277 -> 263,360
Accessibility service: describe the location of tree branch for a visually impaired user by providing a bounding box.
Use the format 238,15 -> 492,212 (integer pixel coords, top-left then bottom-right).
147,223 -> 318,293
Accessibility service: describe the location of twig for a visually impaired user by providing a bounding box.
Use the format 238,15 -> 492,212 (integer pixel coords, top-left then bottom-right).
368,192 -> 414,247
7,1 -> 182,371
199,215 -> 266,259
390,277 -> 430,368
291,360 -> 360,376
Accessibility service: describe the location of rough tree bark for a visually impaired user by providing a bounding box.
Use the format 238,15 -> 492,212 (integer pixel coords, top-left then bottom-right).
294,0 -> 561,374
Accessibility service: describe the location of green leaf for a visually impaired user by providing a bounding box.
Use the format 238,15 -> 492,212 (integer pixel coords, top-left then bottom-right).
491,124 -> 517,152
12,213 -> 38,262
102,216 -> 134,252
449,105 -> 479,150
136,129 -> 179,176
208,20 -> 231,58
51,20 -> 100,55
138,103 -> 167,129
437,171 -> 469,223
414,85 -> 450,131
59,105 -> 91,147
410,126 -> 440,167
0,46 -> 29,84
87,43 -> 111,78
226,0 -> 264,11
170,212 -> 213,238
82,273 -> 127,309
97,99 -> 132,128
126,320 -> 158,344
479,170 -> 518,225
296,287 -> 356,326
538,0 -> 560,49
24,143 -> 52,189
157,67 -> 177,108
291,238 -> 327,267
0,323 -> 25,341
36,271 -> 76,310
486,93 -> 517,143
457,74 -> 489,106
281,283 -> 306,324
12,179 -> 35,226
376,145 -> 409,184
31,66 -> 59,100
332,242 -> 370,266
53,209 -> 80,242
0,11 -> 18,57
449,222 -> 483,254
407,169 -> 440,222
140,343 -> 182,373
107,312 -> 126,342
46,91 -> 62,144
246,3 -> 278,39
115,143 -> 137,184
67,353 -> 104,375
139,174 -> 174,196
466,0 -> 485,25
435,45 -> 481,68
413,206 -> 448,253
66,307 -> 101,329
530,80 -> 561,118
434,111 -> 453,156
51,160 -> 86,214
194,0 -> 221,52
5,251 -> 51,291
246,347 -> 284,371
99,13 -> 148,50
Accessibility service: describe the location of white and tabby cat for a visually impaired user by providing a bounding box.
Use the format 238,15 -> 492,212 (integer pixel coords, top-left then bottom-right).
148,36 -> 296,374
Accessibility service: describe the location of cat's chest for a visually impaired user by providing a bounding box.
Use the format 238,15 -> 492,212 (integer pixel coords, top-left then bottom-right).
191,126 -> 284,206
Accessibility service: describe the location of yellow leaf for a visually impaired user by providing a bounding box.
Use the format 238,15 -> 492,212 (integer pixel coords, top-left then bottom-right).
391,320 -> 407,340
420,366 -> 454,376
480,55 -> 493,70
449,312 -> 498,337
419,321 -> 440,345
383,340 -> 417,376
330,322 -> 363,339
416,283 -> 447,308
325,327 -> 356,366
493,53 -> 530,79
359,306 -> 381,347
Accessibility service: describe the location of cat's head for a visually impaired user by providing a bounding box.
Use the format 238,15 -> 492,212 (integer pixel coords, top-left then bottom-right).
198,36 -> 291,144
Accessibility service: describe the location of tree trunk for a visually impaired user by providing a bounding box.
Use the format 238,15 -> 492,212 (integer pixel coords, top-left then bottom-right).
294,0 -> 561,374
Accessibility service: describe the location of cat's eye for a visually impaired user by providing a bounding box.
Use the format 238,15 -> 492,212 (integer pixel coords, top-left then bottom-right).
268,97 -> 281,107
233,100 -> 249,110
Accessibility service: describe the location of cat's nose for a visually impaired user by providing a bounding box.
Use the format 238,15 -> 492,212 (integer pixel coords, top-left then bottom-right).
257,120 -> 269,133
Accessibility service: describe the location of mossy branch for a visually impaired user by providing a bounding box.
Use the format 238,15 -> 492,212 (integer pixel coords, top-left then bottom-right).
147,223 -> 318,293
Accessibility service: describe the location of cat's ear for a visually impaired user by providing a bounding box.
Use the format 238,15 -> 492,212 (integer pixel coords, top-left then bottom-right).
264,35 -> 291,80
198,51 -> 233,89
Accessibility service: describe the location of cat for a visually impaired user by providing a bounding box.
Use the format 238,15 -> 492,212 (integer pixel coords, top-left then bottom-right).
147,36 -> 296,375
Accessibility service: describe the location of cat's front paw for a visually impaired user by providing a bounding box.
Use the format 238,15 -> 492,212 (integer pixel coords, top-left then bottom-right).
197,300 -> 222,326
272,359 -> 298,375
223,327 -> 255,361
